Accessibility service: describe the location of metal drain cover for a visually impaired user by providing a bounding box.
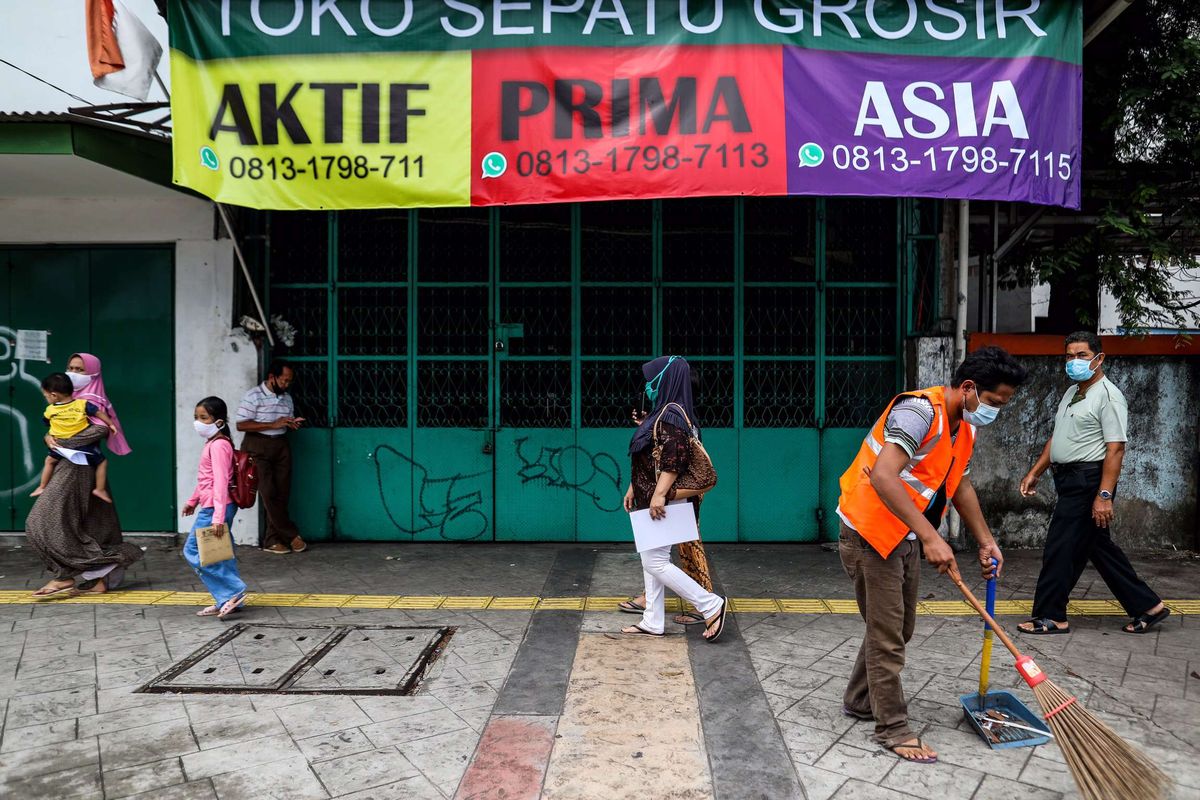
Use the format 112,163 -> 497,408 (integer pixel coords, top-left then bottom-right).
139,624 -> 453,695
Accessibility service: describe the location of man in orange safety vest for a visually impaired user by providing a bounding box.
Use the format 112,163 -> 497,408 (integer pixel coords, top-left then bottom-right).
836,346 -> 1028,765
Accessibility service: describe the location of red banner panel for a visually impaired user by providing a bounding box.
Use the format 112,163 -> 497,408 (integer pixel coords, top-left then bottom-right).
471,46 -> 787,206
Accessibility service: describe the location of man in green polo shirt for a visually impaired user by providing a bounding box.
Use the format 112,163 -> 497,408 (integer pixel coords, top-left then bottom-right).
1017,331 -> 1168,635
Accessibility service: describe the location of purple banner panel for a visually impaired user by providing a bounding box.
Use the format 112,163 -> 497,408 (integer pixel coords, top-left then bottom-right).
784,50 -> 1081,209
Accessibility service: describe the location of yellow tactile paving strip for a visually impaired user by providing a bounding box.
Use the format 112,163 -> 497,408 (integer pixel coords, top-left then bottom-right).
1,589 -> 1196,615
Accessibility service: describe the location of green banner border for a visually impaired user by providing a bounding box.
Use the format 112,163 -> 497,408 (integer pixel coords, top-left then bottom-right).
169,0 -> 1082,64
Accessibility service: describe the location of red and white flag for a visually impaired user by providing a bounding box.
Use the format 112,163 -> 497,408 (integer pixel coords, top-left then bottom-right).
86,0 -> 163,101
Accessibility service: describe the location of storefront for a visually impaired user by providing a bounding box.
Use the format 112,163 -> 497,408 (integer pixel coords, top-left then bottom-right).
262,196 -> 940,542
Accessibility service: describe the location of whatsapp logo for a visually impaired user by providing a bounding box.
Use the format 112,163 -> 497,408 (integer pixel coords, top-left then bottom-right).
200,146 -> 219,171
797,142 -> 824,168
481,152 -> 507,179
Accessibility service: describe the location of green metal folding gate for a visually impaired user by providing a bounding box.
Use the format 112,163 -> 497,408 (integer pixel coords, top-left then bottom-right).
265,197 -> 937,543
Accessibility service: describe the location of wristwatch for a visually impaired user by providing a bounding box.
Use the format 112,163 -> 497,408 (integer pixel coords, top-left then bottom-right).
1098,490 -> 1113,500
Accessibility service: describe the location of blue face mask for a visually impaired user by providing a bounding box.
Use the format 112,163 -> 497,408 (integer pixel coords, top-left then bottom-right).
962,386 -> 1000,427
1065,356 -> 1097,382
644,356 -> 679,405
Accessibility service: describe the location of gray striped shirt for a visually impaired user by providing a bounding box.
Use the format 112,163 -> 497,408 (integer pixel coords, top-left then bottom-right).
236,383 -> 294,437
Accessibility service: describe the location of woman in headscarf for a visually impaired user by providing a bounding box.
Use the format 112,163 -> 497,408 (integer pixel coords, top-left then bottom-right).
618,362 -> 715,624
619,356 -> 727,641
26,353 -> 141,597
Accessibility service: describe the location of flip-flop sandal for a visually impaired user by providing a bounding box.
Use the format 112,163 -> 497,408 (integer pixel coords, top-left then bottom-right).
196,605 -> 220,617
606,625 -> 665,638
703,597 -> 729,643
217,594 -> 246,619
1123,607 -> 1170,634
887,738 -> 937,764
675,611 -> 705,626
618,600 -> 646,614
31,583 -> 78,599
842,706 -> 873,721
1017,617 -> 1069,635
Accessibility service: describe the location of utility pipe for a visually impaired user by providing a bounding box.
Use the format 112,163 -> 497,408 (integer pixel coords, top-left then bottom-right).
216,202 -> 275,347
1084,0 -> 1135,47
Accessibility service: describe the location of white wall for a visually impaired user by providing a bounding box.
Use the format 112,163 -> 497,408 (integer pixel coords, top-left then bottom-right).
0,190 -> 261,543
174,241 -> 261,545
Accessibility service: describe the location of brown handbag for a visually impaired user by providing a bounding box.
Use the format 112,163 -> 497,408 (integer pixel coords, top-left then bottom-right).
651,403 -> 718,493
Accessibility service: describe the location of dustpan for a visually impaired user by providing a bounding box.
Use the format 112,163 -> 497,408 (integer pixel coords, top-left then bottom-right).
959,561 -> 1051,749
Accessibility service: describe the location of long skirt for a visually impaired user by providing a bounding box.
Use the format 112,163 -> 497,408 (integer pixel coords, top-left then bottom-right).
25,426 -> 142,581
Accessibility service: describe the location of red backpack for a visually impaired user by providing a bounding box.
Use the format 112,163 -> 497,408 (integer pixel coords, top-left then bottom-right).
229,449 -> 259,509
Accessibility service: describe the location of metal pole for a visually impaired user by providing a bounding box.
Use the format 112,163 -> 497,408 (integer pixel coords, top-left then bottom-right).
991,201 -> 999,332
216,202 -> 275,347
956,200 -> 969,364
947,199 -> 970,549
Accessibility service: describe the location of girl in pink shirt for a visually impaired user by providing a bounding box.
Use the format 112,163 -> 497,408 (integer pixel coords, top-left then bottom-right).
183,396 -> 246,618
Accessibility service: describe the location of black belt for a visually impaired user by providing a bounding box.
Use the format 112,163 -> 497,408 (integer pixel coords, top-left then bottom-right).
1051,461 -> 1104,474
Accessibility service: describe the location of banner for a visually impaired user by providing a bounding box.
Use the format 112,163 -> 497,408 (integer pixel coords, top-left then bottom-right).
169,1 -> 1082,210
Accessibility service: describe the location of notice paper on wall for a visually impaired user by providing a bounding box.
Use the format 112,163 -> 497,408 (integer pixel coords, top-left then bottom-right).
629,500 -> 699,553
15,329 -> 49,362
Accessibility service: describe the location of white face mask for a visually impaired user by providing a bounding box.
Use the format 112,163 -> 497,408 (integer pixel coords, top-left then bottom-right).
68,372 -> 91,391
194,420 -> 222,439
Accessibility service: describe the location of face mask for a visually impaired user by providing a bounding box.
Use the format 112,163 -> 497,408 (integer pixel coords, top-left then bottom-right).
644,356 -> 679,405
1065,356 -> 1097,382
962,387 -> 1000,427
67,372 -> 91,391
194,420 -> 222,439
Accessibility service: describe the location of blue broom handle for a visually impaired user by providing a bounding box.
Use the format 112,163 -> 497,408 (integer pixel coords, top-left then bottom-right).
984,558 -> 997,630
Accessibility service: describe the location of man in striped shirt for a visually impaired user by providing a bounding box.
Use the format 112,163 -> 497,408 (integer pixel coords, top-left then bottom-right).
237,359 -> 306,554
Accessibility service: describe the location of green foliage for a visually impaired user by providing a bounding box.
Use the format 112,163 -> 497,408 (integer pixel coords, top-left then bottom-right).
1007,1 -> 1200,331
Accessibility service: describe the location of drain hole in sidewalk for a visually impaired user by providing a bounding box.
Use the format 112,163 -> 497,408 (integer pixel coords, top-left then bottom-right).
136,624 -> 455,696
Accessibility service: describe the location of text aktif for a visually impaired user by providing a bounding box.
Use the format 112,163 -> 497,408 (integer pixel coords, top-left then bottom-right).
210,83 -> 429,145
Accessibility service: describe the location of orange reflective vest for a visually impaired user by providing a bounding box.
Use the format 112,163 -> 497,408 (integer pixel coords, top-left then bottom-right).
837,386 -> 975,558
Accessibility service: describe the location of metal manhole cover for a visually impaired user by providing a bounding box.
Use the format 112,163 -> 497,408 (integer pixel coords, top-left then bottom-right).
138,624 -> 454,695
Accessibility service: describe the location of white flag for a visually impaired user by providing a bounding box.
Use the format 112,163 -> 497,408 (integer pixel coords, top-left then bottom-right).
93,1 -> 164,101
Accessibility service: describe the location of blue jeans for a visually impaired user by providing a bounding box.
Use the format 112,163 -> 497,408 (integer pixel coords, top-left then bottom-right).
183,504 -> 246,606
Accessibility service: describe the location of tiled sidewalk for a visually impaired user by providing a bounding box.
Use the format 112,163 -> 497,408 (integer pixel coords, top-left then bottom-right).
1,543 -> 1197,799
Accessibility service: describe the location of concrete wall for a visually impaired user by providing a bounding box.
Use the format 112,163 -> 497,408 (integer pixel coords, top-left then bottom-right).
0,191 -> 262,544
910,337 -> 1198,550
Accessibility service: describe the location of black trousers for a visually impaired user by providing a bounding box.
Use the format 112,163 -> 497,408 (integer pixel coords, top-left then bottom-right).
1031,462 -> 1160,621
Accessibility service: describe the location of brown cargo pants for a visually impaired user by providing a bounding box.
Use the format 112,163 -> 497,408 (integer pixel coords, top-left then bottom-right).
838,522 -> 921,748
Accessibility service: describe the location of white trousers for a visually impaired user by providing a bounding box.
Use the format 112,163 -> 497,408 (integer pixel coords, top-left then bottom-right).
639,545 -> 723,634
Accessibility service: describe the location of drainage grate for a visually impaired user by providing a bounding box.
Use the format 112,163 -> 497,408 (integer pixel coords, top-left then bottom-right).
138,624 -> 454,696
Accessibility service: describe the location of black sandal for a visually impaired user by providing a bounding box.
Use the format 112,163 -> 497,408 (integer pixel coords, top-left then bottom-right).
618,599 -> 646,614
703,597 -> 729,643
1123,607 -> 1170,634
675,611 -> 705,626
1017,617 -> 1069,635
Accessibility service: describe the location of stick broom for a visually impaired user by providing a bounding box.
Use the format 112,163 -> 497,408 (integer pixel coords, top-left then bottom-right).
952,575 -> 1169,800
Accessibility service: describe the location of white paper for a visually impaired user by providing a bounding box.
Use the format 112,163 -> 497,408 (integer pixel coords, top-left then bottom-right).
630,500 -> 699,553
15,329 -> 48,362
53,446 -> 93,466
